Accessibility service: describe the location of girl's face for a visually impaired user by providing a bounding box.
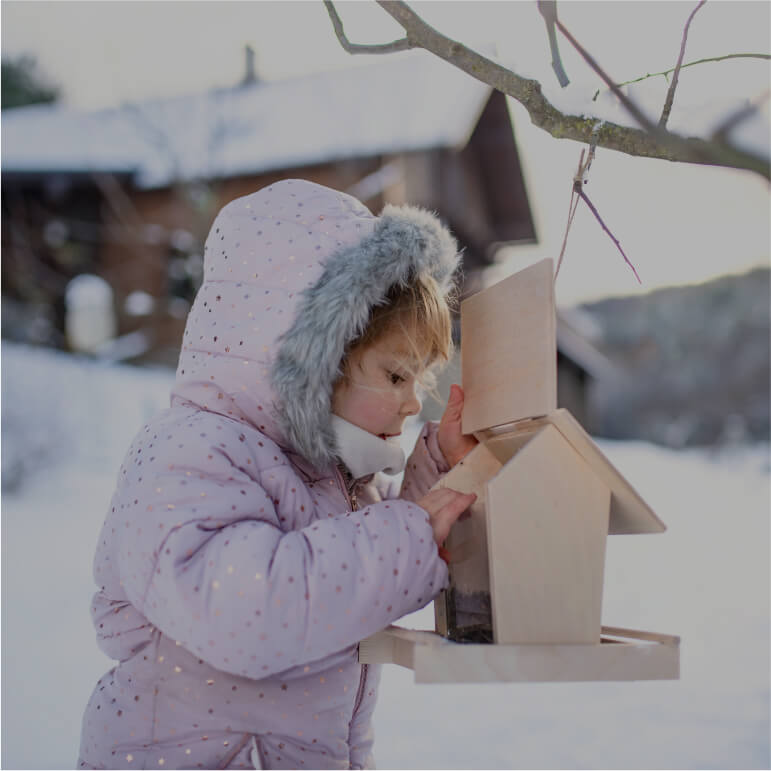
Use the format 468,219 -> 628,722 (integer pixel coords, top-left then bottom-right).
332,328 -> 423,439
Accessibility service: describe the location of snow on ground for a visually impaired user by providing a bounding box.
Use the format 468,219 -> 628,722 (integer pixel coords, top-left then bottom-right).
2,342 -> 769,769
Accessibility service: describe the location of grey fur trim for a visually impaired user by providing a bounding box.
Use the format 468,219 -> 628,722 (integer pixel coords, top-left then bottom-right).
271,204 -> 460,469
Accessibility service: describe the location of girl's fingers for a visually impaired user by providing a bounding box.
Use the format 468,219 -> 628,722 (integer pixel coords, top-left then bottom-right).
444,491 -> 476,518
438,386 -> 478,468
432,491 -> 476,544
417,488 -> 476,544
420,487 -> 456,509
421,487 -> 470,513
443,385 -> 463,417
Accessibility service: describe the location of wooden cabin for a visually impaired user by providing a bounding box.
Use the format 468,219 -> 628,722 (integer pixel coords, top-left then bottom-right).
2,52 -> 608,428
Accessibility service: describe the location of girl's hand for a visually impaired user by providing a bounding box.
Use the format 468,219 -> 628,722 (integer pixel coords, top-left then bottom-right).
437,384 -> 479,467
417,488 -> 477,545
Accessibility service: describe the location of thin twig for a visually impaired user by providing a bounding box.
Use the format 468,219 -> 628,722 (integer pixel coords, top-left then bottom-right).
324,1 -> 413,54
593,53 -> 771,100
660,0 -> 707,129
555,144 -> 598,282
577,189 -> 642,284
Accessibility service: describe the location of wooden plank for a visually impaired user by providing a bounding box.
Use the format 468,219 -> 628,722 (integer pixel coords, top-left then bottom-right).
413,634 -> 680,683
601,626 -> 681,646
359,626 -> 680,683
476,410 -> 666,535
460,258 -> 557,435
547,410 -> 665,534
486,425 -> 610,644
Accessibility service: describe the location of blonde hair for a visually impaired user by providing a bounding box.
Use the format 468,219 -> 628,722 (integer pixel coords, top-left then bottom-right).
338,275 -> 455,398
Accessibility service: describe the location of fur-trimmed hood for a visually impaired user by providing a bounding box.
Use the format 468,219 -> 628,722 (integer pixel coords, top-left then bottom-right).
172,179 -> 460,470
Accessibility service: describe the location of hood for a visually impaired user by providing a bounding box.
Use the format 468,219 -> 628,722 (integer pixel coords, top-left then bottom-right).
172,178 -> 459,471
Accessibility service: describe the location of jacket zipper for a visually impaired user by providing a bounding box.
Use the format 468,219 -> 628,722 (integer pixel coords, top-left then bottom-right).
334,464 -> 369,733
334,464 -> 358,512
351,661 -> 369,722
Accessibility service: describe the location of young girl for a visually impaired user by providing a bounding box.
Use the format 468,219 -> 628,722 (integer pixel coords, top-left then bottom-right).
78,179 -> 477,770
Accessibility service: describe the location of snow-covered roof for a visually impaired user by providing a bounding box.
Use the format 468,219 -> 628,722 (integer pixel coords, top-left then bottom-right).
1,53 -> 491,190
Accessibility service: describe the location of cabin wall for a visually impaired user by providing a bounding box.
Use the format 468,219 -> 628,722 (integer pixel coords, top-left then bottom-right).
95,159 -> 381,363
100,159 -> 381,300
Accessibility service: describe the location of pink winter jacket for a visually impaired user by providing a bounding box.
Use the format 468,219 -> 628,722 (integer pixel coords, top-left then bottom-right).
78,179 -> 460,769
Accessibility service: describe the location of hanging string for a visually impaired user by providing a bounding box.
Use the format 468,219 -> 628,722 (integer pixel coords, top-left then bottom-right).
554,128 -> 641,285
554,147 -> 592,281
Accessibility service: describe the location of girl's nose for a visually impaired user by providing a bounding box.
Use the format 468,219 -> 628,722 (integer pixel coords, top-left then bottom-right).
402,387 -> 422,417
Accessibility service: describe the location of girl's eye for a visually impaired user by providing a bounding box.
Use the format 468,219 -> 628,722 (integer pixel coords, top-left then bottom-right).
389,372 -> 405,385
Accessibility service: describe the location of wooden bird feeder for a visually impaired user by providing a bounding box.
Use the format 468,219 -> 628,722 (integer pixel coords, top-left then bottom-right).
359,258 -> 680,683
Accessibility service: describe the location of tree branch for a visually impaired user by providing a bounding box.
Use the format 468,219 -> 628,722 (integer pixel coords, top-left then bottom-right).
660,0 -> 707,129
366,1 -> 768,179
324,1 -> 414,54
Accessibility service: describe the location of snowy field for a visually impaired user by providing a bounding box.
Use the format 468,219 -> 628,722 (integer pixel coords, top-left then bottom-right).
2,342 -> 769,770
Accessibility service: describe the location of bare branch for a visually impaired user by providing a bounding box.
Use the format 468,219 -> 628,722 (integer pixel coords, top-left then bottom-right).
369,1 -> 769,179
324,1 -> 413,54
592,53 -> 771,100
660,0 -> 707,129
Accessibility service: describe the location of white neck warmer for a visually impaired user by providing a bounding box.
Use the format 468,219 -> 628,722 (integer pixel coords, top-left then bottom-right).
330,415 -> 406,479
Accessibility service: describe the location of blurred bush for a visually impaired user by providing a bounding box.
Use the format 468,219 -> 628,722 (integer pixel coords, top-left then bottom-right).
584,267 -> 770,447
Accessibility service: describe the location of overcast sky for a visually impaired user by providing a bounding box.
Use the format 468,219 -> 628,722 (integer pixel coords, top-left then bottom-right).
2,1 -> 769,305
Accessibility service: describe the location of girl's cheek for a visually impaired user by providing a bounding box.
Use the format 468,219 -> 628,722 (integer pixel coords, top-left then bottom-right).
364,397 -> 393,419
346,388 -> 381,417
362,391 -> 399,419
